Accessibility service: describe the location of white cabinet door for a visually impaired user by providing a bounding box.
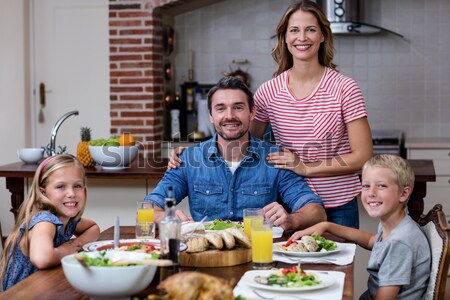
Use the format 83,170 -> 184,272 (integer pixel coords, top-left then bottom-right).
31,0 -> 110,153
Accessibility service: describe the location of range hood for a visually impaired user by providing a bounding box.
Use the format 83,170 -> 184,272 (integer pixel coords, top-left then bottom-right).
316,0 -> 403,38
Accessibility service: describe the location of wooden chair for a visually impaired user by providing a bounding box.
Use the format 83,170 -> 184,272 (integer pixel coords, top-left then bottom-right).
0,220 -> 4,251
418,204 -> 450,300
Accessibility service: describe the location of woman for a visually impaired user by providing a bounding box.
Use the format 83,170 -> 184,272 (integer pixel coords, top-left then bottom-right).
251,0 -> 372,228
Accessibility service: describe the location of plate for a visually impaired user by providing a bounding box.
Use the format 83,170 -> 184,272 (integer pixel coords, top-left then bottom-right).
273,241 -> 343,257
83,239 -> 187,253
242,270 -> 335,292
203,221 -> 243,231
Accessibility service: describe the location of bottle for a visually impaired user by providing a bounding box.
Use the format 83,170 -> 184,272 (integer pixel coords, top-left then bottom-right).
170,109 -> 180,140
158,187 -> 181,281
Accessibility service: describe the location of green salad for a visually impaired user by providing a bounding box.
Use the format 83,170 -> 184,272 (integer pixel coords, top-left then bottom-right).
260,266 -> 320,288
78,251 -> 158,267
311,234 -> 337,251
204,219 -> 243,230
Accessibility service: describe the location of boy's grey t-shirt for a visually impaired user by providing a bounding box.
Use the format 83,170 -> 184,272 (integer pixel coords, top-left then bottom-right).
360,215 -> 431,300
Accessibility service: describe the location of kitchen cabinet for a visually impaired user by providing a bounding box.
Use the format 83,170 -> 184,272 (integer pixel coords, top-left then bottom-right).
406,138 -> 450,218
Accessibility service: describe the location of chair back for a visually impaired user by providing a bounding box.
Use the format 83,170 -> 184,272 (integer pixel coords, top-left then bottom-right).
418,204 -> 450,300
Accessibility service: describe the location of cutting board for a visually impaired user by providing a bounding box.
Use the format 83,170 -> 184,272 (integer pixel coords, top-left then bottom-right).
180,247 -> 251,267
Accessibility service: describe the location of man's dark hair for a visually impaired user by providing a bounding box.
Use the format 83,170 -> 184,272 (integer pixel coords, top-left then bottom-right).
207,76 -> 254,114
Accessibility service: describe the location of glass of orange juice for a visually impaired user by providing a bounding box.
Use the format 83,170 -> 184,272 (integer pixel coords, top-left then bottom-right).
136,201 -> 155,238
251,218 -> 273,269
243,208 -> 264,238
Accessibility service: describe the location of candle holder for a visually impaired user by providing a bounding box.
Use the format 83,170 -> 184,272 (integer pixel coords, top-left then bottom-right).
188,69 -> 194,82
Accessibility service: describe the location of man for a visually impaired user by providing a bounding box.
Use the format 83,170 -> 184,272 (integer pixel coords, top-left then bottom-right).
145,76 -> 326,231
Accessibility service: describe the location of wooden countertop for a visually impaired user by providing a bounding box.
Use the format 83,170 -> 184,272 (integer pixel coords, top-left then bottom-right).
405,137 -> 450,149
0,157 -> 167,179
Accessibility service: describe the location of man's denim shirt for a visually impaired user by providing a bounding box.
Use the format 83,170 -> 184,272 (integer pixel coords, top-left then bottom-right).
145,134 -> 323,222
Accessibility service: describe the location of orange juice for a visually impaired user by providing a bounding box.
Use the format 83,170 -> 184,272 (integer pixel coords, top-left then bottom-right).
251,225 -> 273,268
244,216 -> 263,238
137,208 -> 154,223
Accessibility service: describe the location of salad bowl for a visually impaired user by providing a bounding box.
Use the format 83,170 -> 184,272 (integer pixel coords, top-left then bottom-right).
61,250 -> 157,300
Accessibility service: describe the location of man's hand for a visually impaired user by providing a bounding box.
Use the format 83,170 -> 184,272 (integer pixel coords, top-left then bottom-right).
174,209 -> 193,222
263,202 -> 289,229
167,147 -> 187,170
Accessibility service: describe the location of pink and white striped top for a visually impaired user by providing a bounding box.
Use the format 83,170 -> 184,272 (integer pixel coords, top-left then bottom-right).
254,67 -> 367,208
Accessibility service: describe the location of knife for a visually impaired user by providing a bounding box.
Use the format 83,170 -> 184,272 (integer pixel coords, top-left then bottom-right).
114,216 -> 120,249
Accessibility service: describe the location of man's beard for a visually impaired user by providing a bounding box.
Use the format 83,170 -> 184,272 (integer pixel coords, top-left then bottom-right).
216,119 -> 248,141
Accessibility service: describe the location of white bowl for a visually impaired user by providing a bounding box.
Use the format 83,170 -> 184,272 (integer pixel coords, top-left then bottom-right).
17,148 -> 44,164
88,145 -> 139,170
62,251 -> 157,300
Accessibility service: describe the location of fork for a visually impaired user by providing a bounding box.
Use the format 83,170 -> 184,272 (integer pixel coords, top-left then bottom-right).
252,289 -> 309,300
278,254 -> 337,264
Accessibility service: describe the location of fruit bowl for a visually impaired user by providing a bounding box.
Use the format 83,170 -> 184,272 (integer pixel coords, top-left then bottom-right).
89,145 -> 139,170
61,250 -> 157,300
17,148 -> 44,164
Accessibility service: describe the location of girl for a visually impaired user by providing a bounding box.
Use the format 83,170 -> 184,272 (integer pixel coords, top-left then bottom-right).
1,154 -> 100,290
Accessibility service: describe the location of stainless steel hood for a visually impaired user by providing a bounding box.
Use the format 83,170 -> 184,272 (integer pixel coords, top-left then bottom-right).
316,0 -> 403,38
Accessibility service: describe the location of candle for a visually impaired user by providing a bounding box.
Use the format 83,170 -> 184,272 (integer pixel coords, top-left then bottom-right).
114,216 -> 120,248
188,49 -> 193,70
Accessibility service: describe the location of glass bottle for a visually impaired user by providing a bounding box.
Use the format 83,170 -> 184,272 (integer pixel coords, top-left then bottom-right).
158,187 -> 181,281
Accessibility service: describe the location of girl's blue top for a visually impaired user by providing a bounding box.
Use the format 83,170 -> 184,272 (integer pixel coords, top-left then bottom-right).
2,211 -> 79,290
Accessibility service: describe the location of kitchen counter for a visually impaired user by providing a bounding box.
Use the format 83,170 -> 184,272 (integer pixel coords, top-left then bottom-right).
0,157 -> 167,221
405,137 -> 450,149
0,159 -> 435,222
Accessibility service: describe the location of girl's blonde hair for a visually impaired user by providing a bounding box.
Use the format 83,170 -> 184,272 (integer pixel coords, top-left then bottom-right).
0,154 -> 87,281
362,154 -> 415,197
272,0 -> 336,77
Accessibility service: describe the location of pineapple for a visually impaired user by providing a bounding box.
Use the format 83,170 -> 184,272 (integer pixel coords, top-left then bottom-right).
77,127 -> 96,167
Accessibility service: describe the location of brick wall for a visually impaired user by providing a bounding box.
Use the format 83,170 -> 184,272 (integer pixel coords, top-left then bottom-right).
108,0 -> 186,159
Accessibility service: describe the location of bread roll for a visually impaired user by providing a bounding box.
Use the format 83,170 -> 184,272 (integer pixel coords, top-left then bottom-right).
186,236 -> 209,253
226,228 -> 251,248
301,235 -> 318,252
204,232 -> 224,249
217,230 -> 235,249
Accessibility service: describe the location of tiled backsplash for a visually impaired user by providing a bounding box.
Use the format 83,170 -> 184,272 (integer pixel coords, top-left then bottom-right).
173,0 -> 450,138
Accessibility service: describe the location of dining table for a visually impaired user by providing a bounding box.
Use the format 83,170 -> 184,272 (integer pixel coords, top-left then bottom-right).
0,226 -> 354,300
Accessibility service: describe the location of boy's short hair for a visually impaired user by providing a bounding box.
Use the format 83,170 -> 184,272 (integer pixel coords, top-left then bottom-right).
363,154 -> 415,196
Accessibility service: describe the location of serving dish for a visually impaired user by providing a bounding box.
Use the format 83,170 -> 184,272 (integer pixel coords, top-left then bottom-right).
273,241 -> 343,257
242,270 -> 335,292
62,250 -> 157,300
83,238 -> 187,253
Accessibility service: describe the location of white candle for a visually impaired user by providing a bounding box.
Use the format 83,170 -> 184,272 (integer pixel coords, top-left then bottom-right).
188,49 -> 193,70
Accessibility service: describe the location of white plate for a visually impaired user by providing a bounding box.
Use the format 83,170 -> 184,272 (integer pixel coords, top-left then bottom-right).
83,239 -> 187,252
273,241 -> 343,257
242,270 -> 335,292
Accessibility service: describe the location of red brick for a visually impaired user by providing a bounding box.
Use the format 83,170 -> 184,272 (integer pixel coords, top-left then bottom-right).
110,54 -> 142,61
109,20 -> 142,27
120,29 -> 154,35
120,78 -> 154,84
119,46 -> 152,53
111,119 -> 144,126
111,103 -> 143,109
120,94 -> 153,101
110,71 -> 142,77
110,86 -> 143,93
118,11 -> 152,18
110,38 -> 141,45
121,111 -> 155,117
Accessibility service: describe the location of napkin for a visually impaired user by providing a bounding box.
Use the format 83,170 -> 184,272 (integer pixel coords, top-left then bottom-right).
272,227 -> 284,238
181,221 -> 205,235
234,270 -> 345,300
273,243 -> 356,266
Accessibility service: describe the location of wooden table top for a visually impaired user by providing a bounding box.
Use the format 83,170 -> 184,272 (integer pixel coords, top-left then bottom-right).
0,226 -> 354,300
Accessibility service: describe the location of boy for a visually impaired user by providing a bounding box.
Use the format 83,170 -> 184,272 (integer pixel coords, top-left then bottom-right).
290,154 -> 431,300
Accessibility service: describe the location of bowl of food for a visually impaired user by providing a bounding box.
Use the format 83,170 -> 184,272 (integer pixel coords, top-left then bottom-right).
61,250 -> 157,299
88,145 -> 139,170
17,148 -> 44,164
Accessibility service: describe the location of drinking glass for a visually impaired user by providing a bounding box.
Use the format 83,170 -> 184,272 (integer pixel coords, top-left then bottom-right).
243,208 -> 263,238
136,201 -> 155,238
251,218 -> 273,269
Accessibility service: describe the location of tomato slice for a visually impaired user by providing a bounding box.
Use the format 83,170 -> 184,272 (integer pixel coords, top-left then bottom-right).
283,239 -> 298,247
